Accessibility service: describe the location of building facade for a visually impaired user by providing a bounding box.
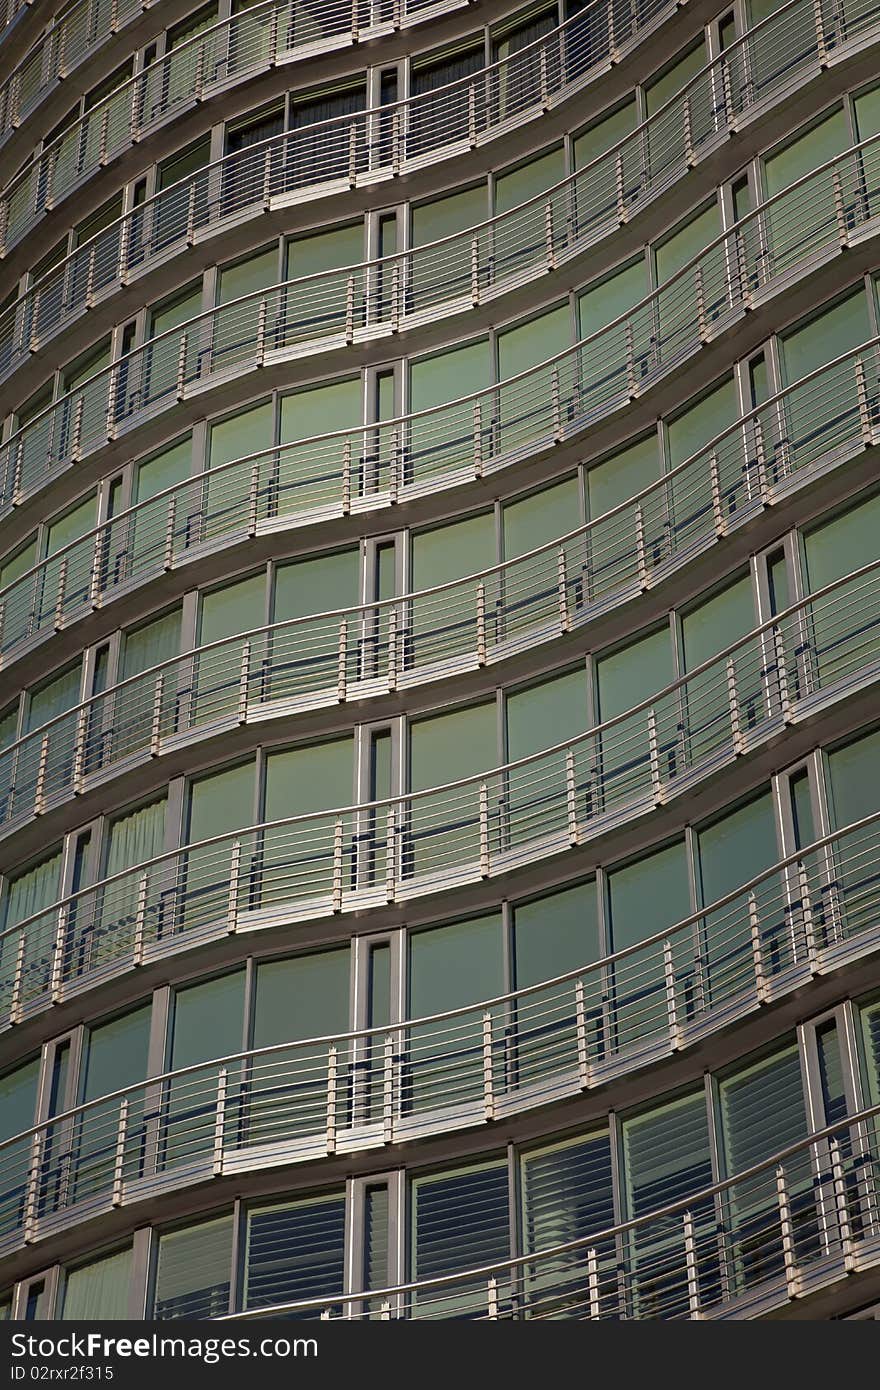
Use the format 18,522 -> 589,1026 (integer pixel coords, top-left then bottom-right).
0,0 -> 878,1322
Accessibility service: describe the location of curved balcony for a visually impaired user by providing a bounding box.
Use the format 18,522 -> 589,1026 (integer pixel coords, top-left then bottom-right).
224,1103 -> 880,1319
0,0 -> 471,159
2,0 -> 874,395
0,336 -> 877,853
2,560 -> 879,1033
0,812 -> 878,1262
2,129 -> 878,591
0,0 -> 680,259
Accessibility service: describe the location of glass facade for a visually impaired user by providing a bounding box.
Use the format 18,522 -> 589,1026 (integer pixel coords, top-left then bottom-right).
0,0 -> 878,1326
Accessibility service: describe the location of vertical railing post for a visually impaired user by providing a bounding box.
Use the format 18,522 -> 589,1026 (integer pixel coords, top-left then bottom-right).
162,495 -> 177,572
386,606 -> 398,692
332,817 -> 344,913
797,859 -> 818,971
473,399 -> 483,478
34,732 -> 50,815
854,358 -> 873,444
470,233 -> 480,304
635,504 -> 648,588
776,1164 -> 800,1298
342,437 -> 353,513
829,1135 -> 855,1270
544,199 -> 556,269
112,1097 -> 129,1206
132,871 -> 148,965
479,781 -> 490,878
9,932 -> 26,1023
664,939 -> 682,1050
385,805 -> 396,902
475,580 -> 487,666
48,897 -> 69,1003
683,1211 -> 702,1318
648,709 -> 663,804
72,704 -> 89,793
749,892 -> 769,1003
227,840 -> 241,934
575,979 -> 591,1088
556,546 -> 569,630
587,1248 -> 600,1319
326,1044 -> 338,1155
248,457 -> 261,535
238,639 -> 251,723
710,451 -> 725,535
150,672 -> 165,756
727,656 -> 744,754
565,746 -> 579,845
773,624 -> 792,721
482,1010 -> 495,1119
337,618 -> 348,702
382,1032 -> 394,1143
54,555 -> 68,629
23,1129 -> 44,1241
551,366 -> 562,441
486,1275 -> 499,1319
212,1067 -> 228,1176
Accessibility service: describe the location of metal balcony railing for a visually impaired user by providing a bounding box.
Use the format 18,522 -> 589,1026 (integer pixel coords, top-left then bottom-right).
0,0 -> 31,48
1,127 -> 878,606
0,334 -> 877,851
0,0 -> 471,154
224,1103 -> 880,1319
0,811 -> 878,1264
2,0 -> 878,392
0,0 -> 679,257
1,559 -> 878,1034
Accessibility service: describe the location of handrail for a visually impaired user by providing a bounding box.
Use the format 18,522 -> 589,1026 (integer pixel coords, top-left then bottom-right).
0,0 -> 471,151
0,557 -> 877,1028
221,1100 -> 880,1319
0,329 -> 875,842
1,121 -> 877,584
4,806 -> 879,1152
1,0 -> 871,396
0,813 -> 878,1277
0,0 -> 674,254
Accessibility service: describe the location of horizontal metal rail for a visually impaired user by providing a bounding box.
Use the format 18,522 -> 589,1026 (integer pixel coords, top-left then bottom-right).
1,557 -> 878,1034
0,812 -> 878,1268
1,123 -> 878,625
1,0 -> 874,398
0,0 -> 470,155
0,331 -> 877,848
0,0 -> 676,257
221,1102 -> 880,1320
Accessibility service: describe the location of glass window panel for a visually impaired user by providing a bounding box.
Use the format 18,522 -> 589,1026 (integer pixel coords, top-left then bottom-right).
411,512 -> 495,589
506,669 -> 588,762
61,1247 -> 132,1320
513,882 -> 599,987
218,248 -> 277,304
764,111 -> 848,196
666,377 -> 738,467
264,737 -> 353,821
697,793 -> 778,904
199,574 -> 265,644
134,438 -> 192,503
149,286 -> 200,338
26,664 -> 81,732
696,792 -> 781,997
253,948 -> 350,1048
286,224 -> 363,278
781,292 -> 871,384
273,549 -> 359,622
120,609 -> 181,680
803,492 -> 880,591
854,83 -> 880,140
409,340 -> 492,477
189,762 -> 255,841
277,378 -> 361,514
495,147 -> 565,214
0,1058 -> 39,1142
154,1215 -> 234,1320
81,1005 -> 151,1100
3,852 -> 62,934
719,1042 -> 807,1176
573,100 -> 637,168
410,701 -> 496,791
596,626 -> 672,721
578,260 -> 648,338
827,727 -> 880,826
412,1160 -> 510,1312
409,913 -> 503,1017
46,496 -> 97,558
623,1091 -> 712,1217
587,435 -> 661,517
244,1194 -> 346,1313
860,1000 -> 880,1105
171,971 -> 246,1069
655,204 -> 721,285
0,538 -> 37,590
608,840 -> 690,952
502,477 -> 580,559
681,574 -> 755,671
411,186 -> 487,246
498,304 -> 570,380
645,42 -> 706,116
209,403 -> 274,471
